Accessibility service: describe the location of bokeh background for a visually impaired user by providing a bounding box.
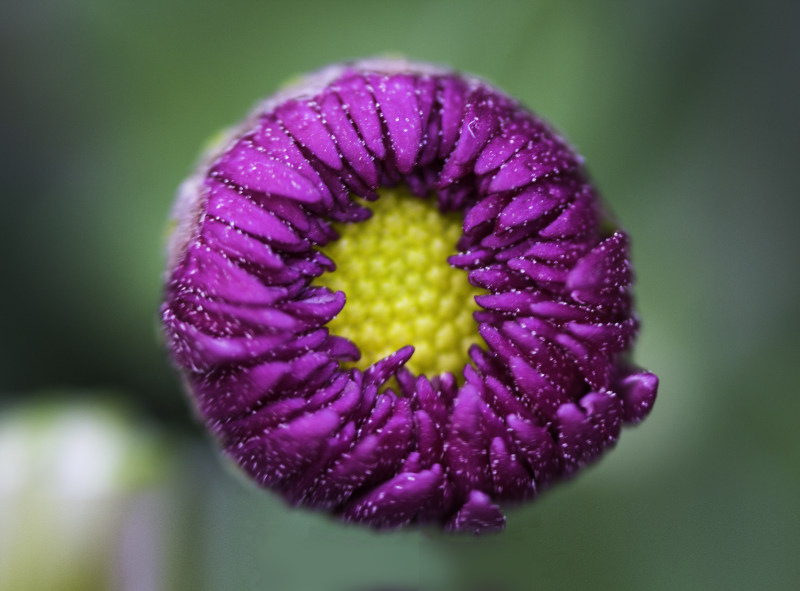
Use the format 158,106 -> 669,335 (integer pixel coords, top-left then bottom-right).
2,0 -> 798,589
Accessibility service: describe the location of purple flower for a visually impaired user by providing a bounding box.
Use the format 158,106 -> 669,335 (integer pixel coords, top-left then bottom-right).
161,58 -> 658,533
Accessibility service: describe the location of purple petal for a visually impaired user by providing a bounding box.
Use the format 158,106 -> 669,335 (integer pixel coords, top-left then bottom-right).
318,89 -> 379,186
567,232 -> 632,304
446,490 -> 505,534
445,385 -> 492,494
341,467 -> 444,528
436,75 -> 470,159
368,73 -> 422,174
206,182 -> 303,246
474,132 -> 529,176
218,139 -> 325,204
617,370 -> 659,423
489,436 -> 535,502
364,345 -> 414,386
497,183 -> 565,229
336,73 -> 386,159
275,99 -> 342,170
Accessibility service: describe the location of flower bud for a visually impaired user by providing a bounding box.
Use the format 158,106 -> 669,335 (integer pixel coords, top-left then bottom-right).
161,58 -> 658,533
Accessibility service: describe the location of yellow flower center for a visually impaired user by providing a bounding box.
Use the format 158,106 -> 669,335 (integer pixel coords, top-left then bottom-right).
316,187 -> 483,377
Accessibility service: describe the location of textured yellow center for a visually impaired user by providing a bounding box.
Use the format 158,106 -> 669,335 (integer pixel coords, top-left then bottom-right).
316,187 -> 483,377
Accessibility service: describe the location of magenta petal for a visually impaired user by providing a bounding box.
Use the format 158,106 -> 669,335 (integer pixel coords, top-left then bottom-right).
218,140 -> 325,204
447,248 -> 494,268
506,413 -> 560,485
474,132 -> 529,175
567,232 -> 632,304
279,288 -> 345,324
463,193 -> 509,235
450,89 -> 502,165
195,299 -> 299,332
555,391 -> 623,477
436,75 -> 470,159
318,89 -> 379,186
566,317 -> 637,353
489,139 -> 578,193
555,332 -> 612,390
202,219 -> 286,270
489,436 -> 535,501
341,468 -> 444,528
475,290 -> 535,314
446,490 -> 505,534
320,434 -> 383,503
276,100 -> 343,170
414,375 -> 449,427
508,356 -> 566,417
497,184 -> 563,229
180,248 -> 287,303
413,410 -> 443,468
415,75 -> 438,166
336,74 -> 387,159
369,74 -> 423,174
484,376 -> 533,422
539,190 -> 596,239
580,390 -> 623,444
206,182 -> 303,246
445,385 -> 492,494
252,408 -> 342,485
507,258 -> 568,284
617,370 -> 659,423
439,89 -> 500,185
364,345 -> 414,385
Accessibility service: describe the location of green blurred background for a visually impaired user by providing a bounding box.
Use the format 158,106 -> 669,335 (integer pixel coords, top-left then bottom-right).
2,0 -> 798,589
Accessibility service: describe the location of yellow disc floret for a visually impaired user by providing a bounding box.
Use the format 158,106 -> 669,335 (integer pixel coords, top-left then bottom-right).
315,187 -> 483,377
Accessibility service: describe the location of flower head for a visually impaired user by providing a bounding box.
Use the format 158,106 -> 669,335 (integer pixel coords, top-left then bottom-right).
161,58 -> 658,533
